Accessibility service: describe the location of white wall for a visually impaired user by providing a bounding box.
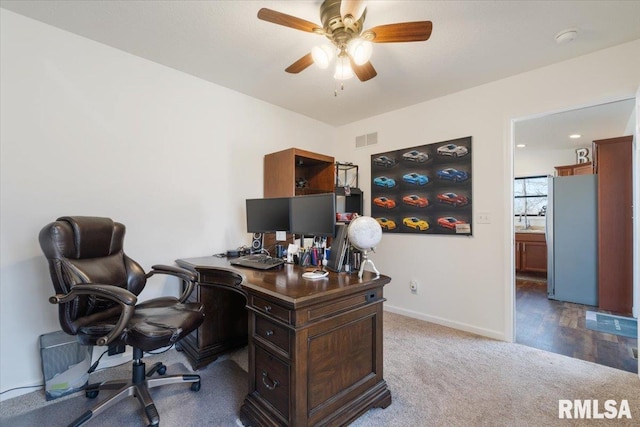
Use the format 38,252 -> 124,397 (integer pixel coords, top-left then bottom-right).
514,147 -> 577,177
0,10 -> 334,399
333,39 -> 640,341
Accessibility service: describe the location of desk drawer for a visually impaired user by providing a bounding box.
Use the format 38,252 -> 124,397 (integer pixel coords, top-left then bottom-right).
250,296 -> 291,324
254,345 -> 290,420
255,316 -> 290,355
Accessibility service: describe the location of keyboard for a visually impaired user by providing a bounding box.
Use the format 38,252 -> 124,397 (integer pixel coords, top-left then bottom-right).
230,254 -> 285,270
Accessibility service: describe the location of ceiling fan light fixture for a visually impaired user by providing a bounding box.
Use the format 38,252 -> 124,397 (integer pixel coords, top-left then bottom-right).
347,38 -> 372,65
334,55 -> 354,80
311,45 -> 334,69
340,0 -> 367,23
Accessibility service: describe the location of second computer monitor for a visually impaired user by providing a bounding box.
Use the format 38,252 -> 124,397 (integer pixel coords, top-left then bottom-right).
289,193 -> 336,237
246,197 -> 290,233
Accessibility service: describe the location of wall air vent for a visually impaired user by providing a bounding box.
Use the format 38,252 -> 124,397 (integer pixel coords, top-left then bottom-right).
355,132 -> 378,148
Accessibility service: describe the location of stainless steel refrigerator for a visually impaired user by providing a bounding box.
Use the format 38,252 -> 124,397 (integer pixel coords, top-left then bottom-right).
546,174 -> 598,306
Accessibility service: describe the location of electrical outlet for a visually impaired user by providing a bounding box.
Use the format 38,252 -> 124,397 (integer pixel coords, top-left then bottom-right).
409,280 -> 418,294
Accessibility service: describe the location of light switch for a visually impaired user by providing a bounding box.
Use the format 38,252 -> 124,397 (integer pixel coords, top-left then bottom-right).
476,212 -> 491,224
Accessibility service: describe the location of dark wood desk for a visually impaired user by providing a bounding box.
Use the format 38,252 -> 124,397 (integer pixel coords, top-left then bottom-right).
176,256 -> 392,427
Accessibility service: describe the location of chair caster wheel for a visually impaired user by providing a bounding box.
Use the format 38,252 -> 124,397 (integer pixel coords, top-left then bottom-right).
191,381 -> 201,392
157,364 -> 166,375
86,390 -> 99,399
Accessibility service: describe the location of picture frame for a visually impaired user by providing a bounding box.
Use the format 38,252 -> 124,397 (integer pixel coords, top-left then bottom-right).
371,136 -> 472,235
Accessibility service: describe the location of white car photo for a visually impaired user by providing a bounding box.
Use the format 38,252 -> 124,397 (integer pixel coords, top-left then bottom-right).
437,144 -> 468,157
402,150 -> 429,162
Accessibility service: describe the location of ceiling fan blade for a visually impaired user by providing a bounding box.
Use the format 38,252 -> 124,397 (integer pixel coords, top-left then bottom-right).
366,21 -> 433,43
350,58 -> 377,82
341,0 -> 367,21
285,53 -> 314,74
257,8 -> 321,33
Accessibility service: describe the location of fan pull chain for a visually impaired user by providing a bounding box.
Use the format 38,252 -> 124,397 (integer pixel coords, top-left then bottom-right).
334,81 -> 345,97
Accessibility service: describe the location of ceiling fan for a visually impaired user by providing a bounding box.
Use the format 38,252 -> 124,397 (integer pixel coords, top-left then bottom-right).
257,0 -> 432,82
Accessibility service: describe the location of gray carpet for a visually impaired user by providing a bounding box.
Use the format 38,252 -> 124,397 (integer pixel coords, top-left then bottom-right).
2,312 -> 639,426
1,358 -> 247,426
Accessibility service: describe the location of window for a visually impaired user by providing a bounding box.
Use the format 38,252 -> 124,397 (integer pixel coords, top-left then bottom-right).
514,175 -> 547,217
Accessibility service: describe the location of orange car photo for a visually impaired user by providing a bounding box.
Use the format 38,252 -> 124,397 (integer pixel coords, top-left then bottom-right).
402,194 -> 429,208
373,196 -> 396,209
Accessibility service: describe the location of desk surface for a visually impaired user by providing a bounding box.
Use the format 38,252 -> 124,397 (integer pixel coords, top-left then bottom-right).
176,256 -> 391,309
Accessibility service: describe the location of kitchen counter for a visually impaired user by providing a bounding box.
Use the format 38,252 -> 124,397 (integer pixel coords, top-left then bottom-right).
514,227 -> 545,234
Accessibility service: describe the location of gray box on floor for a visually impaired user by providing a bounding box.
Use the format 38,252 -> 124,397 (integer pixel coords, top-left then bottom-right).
39,330 -> 91,400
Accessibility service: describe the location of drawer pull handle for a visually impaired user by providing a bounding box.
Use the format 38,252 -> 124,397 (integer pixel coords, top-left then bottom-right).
265,330 -> 274,336
264,305 -> 272,312
262,371 -> 279,390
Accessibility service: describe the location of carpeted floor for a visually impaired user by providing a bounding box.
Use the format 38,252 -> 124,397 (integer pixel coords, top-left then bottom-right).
0,359 -> 247,426
2,312 -> 639,426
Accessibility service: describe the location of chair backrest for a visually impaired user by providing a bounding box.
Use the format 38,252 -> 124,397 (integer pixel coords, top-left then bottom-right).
39,216 -> 146,335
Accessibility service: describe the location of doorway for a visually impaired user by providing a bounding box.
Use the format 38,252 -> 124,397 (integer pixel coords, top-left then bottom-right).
512,98 -> 638,373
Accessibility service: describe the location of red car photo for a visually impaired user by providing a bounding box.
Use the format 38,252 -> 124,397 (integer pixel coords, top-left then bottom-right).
437,192 -> 468,207
438,216 -> 466,230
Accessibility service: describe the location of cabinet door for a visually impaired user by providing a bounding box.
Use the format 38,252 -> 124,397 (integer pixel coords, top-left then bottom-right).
573,163 -> 593,175
554,166 -> 573,176
521,241 -> 547,273
594,136 -> 633,314
515,242 -> 521,271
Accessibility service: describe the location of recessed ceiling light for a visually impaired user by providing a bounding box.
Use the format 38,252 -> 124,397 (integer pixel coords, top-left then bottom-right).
516,144 -> 526,148
569,134 -> 581,139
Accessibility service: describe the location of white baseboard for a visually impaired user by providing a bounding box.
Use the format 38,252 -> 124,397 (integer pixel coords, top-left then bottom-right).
384,305 -> 506,341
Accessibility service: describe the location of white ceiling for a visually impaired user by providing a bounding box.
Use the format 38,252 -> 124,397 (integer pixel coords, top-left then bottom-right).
515,98 -> 636,152
2,0 -> 639,135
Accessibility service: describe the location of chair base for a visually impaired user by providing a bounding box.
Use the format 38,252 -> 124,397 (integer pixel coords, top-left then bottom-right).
69,358 -> 200,427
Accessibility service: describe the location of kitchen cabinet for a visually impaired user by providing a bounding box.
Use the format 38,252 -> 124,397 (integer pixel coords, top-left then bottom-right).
593,136 -> 633,315
554,162 -> 592,176
515,233 -> 547,274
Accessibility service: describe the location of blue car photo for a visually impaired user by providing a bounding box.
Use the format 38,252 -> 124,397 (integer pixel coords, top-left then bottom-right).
437,168 -> 469,182
402,173 -> 429,186
373,176 -> 396,188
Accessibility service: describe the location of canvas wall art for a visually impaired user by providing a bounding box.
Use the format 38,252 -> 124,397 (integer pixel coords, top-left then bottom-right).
371,136 -> 472,235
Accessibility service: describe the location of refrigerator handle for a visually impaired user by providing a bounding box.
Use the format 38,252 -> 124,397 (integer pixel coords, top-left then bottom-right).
546,175 -> 554,297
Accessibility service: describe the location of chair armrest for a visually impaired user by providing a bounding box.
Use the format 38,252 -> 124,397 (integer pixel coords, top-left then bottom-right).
146,264 -> 198,303
49,284 -> 137,346
148,264 -> 197,282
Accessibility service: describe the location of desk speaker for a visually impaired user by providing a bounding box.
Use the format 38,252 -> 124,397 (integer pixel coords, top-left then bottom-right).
251,233 -> 263,253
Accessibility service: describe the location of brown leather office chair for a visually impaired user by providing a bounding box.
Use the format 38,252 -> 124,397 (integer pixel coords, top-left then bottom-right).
39,216 -> 205,427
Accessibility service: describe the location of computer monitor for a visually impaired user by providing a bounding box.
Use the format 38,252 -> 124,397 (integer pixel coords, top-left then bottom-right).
245,197 -> 290,233
289,193 -> 336,237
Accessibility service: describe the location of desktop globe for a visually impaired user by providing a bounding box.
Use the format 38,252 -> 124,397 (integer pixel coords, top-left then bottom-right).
347,215 -> 382,279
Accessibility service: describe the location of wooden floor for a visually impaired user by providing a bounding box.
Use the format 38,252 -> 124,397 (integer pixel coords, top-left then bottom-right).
516,277 -> 638,373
